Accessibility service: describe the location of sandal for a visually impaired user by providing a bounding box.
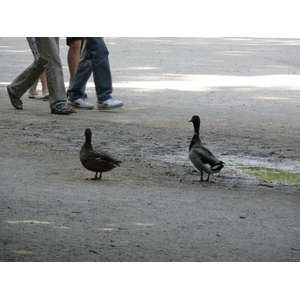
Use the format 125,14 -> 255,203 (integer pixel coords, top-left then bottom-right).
7,86 -> 23,109
43,93 -> 49,101
51,103 -> 76,115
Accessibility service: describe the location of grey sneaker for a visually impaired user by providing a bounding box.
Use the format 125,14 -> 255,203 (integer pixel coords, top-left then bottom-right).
67,97 -> 94,109
97,98 -> 123,110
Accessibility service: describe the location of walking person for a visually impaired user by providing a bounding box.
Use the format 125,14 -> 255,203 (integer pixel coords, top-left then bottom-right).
67,37 -> 123,110
7,37 -> 75,115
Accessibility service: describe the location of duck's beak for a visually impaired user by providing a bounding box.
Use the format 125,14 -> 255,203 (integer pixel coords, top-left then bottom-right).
188,119 -> 192,122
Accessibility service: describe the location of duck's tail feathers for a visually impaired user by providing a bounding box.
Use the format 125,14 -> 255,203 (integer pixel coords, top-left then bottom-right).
211,161 -> 225,171
114,160 -> 122,166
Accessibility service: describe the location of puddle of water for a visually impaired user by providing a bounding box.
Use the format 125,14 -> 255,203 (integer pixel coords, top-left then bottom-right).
236,166 -> 300,186
224,155 -> 300,186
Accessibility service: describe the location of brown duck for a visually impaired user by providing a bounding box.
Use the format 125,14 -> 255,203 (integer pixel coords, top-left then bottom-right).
80,128 -> 122,180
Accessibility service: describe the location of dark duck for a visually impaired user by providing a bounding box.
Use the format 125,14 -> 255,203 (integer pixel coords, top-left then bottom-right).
188,115 -> 225,182
80,128 -> 122,180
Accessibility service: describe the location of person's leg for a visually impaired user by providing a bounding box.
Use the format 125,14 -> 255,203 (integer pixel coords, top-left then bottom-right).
40,72 -> 49,95
67,38 -> 83,89
7,59 -> 44,109
27,37 -> 43,98
68,38 -> 93,100
29,77 -> 40,95
7,37 -> 45,109
85,38 -> 123,110
86,37 -> 113,101
28,73 -> 48,99
35,37 -> 67,109
26,37 -> 48,99
8,59 -> 44,99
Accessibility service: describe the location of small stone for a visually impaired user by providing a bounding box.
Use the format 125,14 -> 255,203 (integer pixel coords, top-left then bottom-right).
89,249 -> 99,254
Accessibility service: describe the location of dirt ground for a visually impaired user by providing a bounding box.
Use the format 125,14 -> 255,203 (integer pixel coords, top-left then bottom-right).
0,37 -> 299,262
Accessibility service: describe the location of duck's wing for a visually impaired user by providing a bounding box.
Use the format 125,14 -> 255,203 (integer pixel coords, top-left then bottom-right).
89,150 -> 122,165
191,145 -> 221,166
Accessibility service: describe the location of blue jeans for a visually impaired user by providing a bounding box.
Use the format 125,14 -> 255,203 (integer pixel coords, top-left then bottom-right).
68,37 -> 113,101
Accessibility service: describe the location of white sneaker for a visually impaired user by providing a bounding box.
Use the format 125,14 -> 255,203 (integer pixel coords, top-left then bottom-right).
97,98 -> 123,110
67,97 -> 94,109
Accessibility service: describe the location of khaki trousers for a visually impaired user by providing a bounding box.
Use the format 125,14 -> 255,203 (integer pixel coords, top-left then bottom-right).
9,37 -> 67,108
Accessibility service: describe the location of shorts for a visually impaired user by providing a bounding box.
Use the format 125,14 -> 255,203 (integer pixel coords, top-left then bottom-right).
66,37 -> 84,46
